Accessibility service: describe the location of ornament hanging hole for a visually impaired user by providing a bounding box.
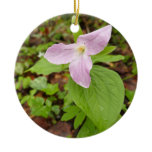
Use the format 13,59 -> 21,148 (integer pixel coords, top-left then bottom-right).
70,24 -> 79,33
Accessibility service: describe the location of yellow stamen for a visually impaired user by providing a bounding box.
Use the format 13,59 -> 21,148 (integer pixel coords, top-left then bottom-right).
77,45 -> 86,54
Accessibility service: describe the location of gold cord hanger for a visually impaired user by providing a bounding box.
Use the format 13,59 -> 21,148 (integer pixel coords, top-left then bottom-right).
74,0 -> 80,25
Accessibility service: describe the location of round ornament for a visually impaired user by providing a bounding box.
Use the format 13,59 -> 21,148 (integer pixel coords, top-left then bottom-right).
14,1 -> 137,138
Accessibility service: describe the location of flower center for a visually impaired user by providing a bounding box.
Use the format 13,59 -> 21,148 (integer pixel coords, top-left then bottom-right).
77,45 -> 86,54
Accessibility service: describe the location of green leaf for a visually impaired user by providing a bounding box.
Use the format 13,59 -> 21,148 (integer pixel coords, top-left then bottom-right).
122,104 -> 127,112
123,55 -> 130,63
21,42 -> 54,56
35,42 -> 54,52
47,96 -> 57,102
21,95 -> 30,104
61,106 -> 80,121
24,59 -> 33,69
61,112 -> 76,121
30,89 -> 37,96
21,89 -> 37,105
63,94 -> 73,107
97,46 -> 116,56
22,77 -> 31,89
24,36 -> 30,45
15,63 -> 24,75
63,105 -> 79,113
51,105 -> 60,115
15,76 -> 31,90
39,27 -> 45,32
92,54 -> 124,64
73,25 -> 83,42
27,57 -> 68,75
30,77 -> 47,90
57,91 -> 67,99
26,96 -> 56,118
28,97 -> 51,118
29,97 -> 44,108
46,99 -> 52,108
74,111 -> 85,129
42,83 -> 59,95
15,76 -> 23,90
20,47 -> 36,56
77,118 -> 99,138
17,93 -> 22,100
125,89 -> 135,101
132,62 -> 137,75
69,65 -> 125,131
31,106 -> 50,118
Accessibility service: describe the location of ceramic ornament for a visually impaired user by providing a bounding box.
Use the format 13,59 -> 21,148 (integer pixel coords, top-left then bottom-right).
14,0 -> 138,138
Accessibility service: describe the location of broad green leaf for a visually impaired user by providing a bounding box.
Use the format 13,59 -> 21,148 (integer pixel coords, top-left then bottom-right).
92,54 -> 124,64
27,57 -> 69,75
74,111 -> 85,129
73,25 -> 83,42
77,118 -> 99,138
42,83 -> 59,95
69,65 -> 125,131
61,106 -> 80,121
30,77 -> 47,90
97,46 -> 116,56
125,89 -> 135,101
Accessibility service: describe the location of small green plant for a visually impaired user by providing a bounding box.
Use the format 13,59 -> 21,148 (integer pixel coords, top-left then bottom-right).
24,43 -> 125,137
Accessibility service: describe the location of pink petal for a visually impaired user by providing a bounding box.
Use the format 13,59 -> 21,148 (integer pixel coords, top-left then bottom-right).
69,55 -> 93,88
44,43 -> 78,65
77,25 -> 112,55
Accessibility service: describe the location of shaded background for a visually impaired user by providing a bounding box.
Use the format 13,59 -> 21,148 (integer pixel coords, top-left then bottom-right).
15,14 -> 137,137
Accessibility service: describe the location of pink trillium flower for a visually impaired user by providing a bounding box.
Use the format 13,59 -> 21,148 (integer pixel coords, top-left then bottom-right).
44,25 -> 112,88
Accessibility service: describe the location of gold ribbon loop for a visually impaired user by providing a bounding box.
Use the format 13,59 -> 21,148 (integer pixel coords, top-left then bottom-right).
74,0 -> 80,25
